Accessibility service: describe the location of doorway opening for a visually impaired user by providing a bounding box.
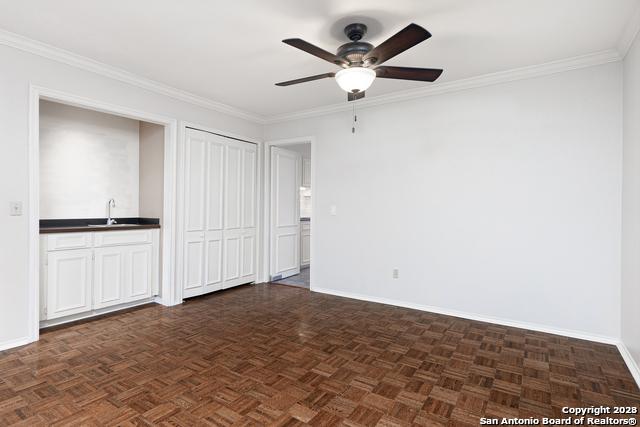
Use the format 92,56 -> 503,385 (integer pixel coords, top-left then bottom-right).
264,138 -> 313,289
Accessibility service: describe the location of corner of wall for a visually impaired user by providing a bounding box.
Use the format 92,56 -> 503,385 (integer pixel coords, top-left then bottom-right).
618,2 -> 640,59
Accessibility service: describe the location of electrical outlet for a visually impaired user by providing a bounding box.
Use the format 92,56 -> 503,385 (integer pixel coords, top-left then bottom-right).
392,268 -> 399,279
9,201 -> 22,216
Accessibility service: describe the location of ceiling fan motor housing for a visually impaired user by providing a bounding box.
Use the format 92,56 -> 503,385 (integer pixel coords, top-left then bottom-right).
338,23 -> 374,66
337,41 -> 373,65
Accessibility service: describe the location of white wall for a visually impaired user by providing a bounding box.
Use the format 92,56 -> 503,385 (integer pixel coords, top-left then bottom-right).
0,44 -> 261,348
622,32 -> 640,371
139,121 -> 164,220
265,63 -> 623,340
40,100 -> 140,218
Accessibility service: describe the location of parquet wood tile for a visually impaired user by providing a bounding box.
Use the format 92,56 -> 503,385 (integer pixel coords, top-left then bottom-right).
0,284 -> 638,426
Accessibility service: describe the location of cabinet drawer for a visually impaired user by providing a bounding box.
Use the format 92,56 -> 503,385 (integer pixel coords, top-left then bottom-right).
47,233 -> 93,251
94,230 -> 152,247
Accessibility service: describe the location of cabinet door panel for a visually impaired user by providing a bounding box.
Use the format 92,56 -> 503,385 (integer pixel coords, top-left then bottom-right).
47,249 -> 92,319
185,134 -> 207,232
94,230 -> 151,247
301,229 -> 311,266
47,233 -> 92,251
302,157 -> 311,187
126,245 -> 152,300
93,248 -> 124,309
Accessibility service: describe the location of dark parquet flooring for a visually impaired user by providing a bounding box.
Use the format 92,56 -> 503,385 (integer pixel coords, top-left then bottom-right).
0,284 -> 638,426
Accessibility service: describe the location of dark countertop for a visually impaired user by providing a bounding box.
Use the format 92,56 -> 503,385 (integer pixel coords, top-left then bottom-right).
40,217 -> 160,234
300,217 -> 311,222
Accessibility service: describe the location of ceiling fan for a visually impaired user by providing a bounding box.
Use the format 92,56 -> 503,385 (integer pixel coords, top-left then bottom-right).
276,23 -> 443,101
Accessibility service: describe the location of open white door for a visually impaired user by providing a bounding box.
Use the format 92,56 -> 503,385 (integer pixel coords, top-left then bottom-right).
270,146 -> 301,280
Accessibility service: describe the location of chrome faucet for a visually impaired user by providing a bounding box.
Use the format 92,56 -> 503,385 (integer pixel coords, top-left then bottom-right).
107,199 -> 117,225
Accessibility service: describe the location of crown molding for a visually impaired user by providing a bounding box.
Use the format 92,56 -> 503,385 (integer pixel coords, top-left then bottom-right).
618,2 -> 640,59
265,49 -> 622,124
0,29 -> 267,124
0,28 -> 623,126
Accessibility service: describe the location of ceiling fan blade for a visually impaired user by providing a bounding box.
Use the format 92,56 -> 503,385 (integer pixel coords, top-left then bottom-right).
375,66 -> 443,82
364,24 -> 431,66
275,72 -> 336,87
283,38 -> 348,66
348,91 -> 365,102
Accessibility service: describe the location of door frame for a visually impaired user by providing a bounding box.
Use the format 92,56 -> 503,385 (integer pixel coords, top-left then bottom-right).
28,85 -> 179,344
175,122 -> 262,302
262,136 -> 315,285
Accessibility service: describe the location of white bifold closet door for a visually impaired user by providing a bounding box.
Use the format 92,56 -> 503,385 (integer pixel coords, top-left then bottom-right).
183,128 -> 257,298
270,146 -> 301,280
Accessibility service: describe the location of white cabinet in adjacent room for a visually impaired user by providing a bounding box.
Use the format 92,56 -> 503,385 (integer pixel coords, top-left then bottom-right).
301,221 -> 311,267
183,128 -> 257,298
302,157 -> 311,188
46,249 -> 93,319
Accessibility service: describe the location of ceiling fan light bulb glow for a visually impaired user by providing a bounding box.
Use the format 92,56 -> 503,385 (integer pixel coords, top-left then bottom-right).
335,67 -> 376,93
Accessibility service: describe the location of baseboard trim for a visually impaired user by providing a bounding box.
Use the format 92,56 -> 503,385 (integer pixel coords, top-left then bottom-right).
39,298 -> 156,329
311,286 -> 619,345
0,336 -> 33,352
617,342 -> 640,387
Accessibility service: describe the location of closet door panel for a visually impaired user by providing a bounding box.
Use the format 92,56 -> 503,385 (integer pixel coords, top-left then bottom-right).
183,129 -> 258,296
183,232 -> 204,297
204,231 -> 223,292
242,147 -> 257,229
206,141 -> 224,231
225,145 -> 242,230
241,233 -> 256,278
223,232 -> 241,283
185,133 -> 206,232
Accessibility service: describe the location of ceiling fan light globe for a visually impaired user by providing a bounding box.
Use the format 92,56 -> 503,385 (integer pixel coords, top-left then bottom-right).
335,67 -> 376,93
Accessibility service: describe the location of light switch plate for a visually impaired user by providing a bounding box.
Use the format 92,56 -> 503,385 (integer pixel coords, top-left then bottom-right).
330,205 -> 337,216
9,201 -> 23,216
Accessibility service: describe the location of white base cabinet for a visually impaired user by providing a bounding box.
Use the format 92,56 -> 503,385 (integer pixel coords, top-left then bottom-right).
301,221 -> 311,267
41,229 -> 159,323
46,249 -> 93,319
302,157 -> 311,188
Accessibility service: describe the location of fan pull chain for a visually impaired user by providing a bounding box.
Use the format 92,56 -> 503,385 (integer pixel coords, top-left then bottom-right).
352,103 -> 357,134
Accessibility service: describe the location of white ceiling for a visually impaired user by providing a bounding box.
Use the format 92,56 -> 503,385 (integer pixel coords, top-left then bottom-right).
0,0 -> 638,119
